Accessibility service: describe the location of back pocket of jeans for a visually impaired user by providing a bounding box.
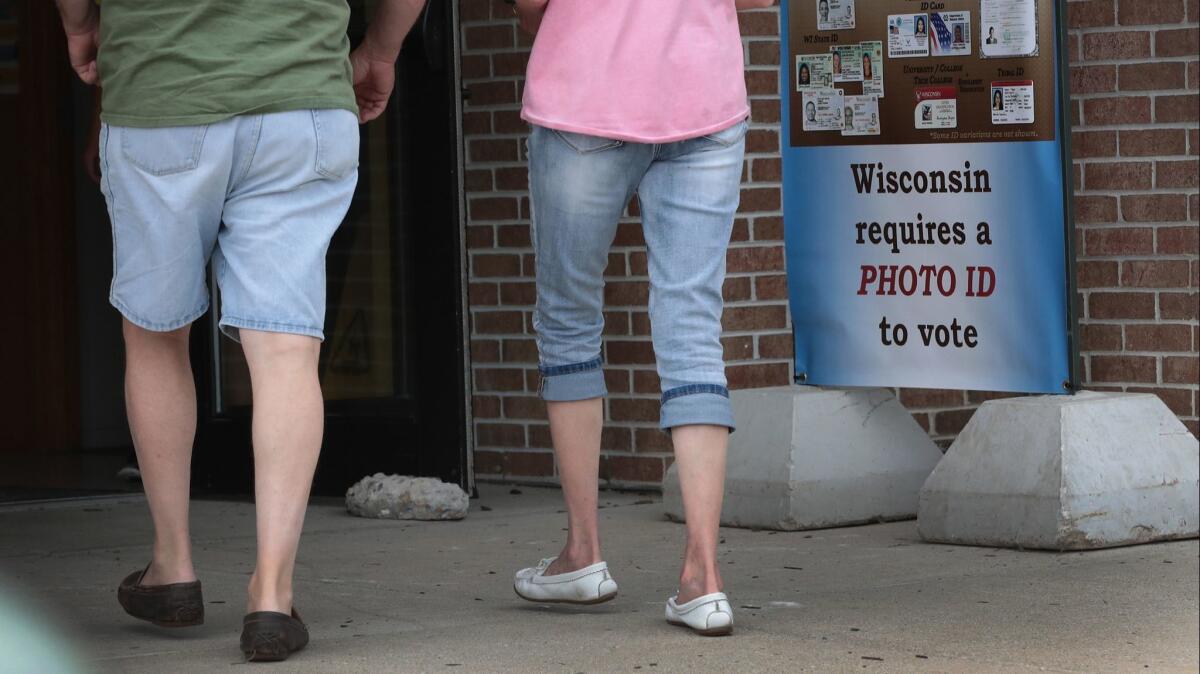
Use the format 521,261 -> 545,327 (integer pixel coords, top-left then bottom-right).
120,125 -> 208,176
551,129 -> 624,154
312,109 -> 361,180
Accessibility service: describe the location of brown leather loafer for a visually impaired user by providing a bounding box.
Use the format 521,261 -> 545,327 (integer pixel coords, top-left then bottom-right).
240,609 -> 309,662
116,566 -> 204,627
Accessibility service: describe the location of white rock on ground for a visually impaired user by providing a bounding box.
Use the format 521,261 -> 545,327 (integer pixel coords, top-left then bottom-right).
345,473 -> 469,521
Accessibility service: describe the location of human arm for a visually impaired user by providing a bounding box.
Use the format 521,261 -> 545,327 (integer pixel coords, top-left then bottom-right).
54,0 -> 100,84
349,0 -> 428,123
83,88 -> 102,184
512,0 -> 548,36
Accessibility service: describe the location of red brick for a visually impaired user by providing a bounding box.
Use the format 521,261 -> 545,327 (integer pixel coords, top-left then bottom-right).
463,24 -> 514,50
1120,129 -> 1188,156
1157,227 -> 1200,254
1118,62 -> 1187,91
1163,356 -> 1199,384
609,398 -> 659,422
1121,194 -> 1189,222
755,275 -> 789,300
1071,65 -> 1116,94
1074,195 -> 1118,223
753,217 -> 784,241
723,335 -> 754,361
473,310 -> 524,334
1072,130 -> 1117,158
1156,160 -> 1199,189
1156,28 -> 1200,58
472,339 -> 501,363
1084,161 -> 1152,190
1069,0 -> 1115,27
474,367 -> 526,391
600,455 -> 664,484
723,305 -> 787,331
1157,95 -> 1200,123
727,246 -> 784,273
1083,32 -> 1151,60
606,340 -> 655,365
723,276 -> 752,302
726,362 -> 790,389
1091,355 -> 1157,382
1126,324 -> 1192,352
476,422 -> 526,447
472,253 -> 522,277
1078,260 -> 1120,288
632,369 -> 661,394
635,428 -> 672,453
1088,292 -> 1156,319
472,395 -> 501,419
1079,323 -> 1123,351
1160,292 -> 1200,319
501,338 -> 538,363
900,388 -> 965,408
1122,259 -> 1192,287
933,409 -> 976,436
1118,0 -> 1186,24
1085,227 -> 1154,256
758,333 -> 794,359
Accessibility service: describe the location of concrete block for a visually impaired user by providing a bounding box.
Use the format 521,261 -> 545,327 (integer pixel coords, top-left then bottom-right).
918,391 -> 1199,550
664,386 -> 944,530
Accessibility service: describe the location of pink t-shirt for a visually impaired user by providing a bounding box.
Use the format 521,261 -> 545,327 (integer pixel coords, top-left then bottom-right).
521,0 -> 751,144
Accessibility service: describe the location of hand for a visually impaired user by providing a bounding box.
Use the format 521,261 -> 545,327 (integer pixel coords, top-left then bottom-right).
350,46 -> 395,124
82,127 -> 101,184
64,20 -> 100,85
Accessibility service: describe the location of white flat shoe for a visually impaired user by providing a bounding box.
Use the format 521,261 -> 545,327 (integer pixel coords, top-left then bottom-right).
665,591 -> 734,636
513,557 -> 618,605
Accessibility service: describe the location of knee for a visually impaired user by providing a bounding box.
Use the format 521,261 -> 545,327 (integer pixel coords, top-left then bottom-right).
240,330 -> 320,371
122,319 -> 191,353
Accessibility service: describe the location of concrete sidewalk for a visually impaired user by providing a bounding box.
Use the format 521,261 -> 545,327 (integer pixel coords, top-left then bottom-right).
0,485 -> 1196,673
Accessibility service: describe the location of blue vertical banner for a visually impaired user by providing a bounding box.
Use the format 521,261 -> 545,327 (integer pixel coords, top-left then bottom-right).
781,0 -> 1076,393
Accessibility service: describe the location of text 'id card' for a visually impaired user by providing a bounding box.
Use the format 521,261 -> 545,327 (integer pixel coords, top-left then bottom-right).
796,53 -> 834,90
991,80 -> 1035,124
816,0 -> 855,30
842,95 -> 881,136
888,14 -> 930,58
914,86 -> 957,129
802,89 -> 845,131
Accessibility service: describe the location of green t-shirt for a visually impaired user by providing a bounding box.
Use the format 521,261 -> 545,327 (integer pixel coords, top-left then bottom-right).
97,0 -> 358,127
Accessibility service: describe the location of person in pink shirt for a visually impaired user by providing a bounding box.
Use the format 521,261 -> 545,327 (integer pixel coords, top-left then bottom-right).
509,0 -> 775,636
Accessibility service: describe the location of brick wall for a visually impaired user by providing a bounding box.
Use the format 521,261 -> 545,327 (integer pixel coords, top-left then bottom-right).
459,0 -> 1199,487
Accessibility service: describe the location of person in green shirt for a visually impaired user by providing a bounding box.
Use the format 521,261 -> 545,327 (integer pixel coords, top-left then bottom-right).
55,0 -> 427,662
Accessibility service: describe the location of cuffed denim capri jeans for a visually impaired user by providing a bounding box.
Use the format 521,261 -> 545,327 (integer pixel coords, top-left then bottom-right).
527,120 -> 748,431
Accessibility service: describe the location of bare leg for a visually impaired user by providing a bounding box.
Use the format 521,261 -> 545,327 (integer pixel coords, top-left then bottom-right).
671,424 -> 728,603
239,330 -> 324,614
122,319 -> 198,586
544,398 -> 605,575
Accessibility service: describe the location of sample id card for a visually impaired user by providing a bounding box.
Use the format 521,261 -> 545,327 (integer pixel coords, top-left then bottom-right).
981,0 -> 1038,57
990,80 -> 1035,124
816,0 -> 855,31
914,86 -> 957,129
796,53 -> 835,90
930,11 -> 972,56
802,89 -> 845,131
861,41 -> 885,98
830,44 -> 863,82
841,95 -> 881,136
888,14 -> 930,58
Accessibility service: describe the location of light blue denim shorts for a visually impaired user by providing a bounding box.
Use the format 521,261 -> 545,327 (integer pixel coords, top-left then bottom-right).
99,108 -> 360,341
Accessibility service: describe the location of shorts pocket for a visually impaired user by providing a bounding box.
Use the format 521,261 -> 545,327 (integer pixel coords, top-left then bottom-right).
311,109 -> 361,180
120,125 -> 208,176
551,129 -> 624,154
701,119 -> 749,147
